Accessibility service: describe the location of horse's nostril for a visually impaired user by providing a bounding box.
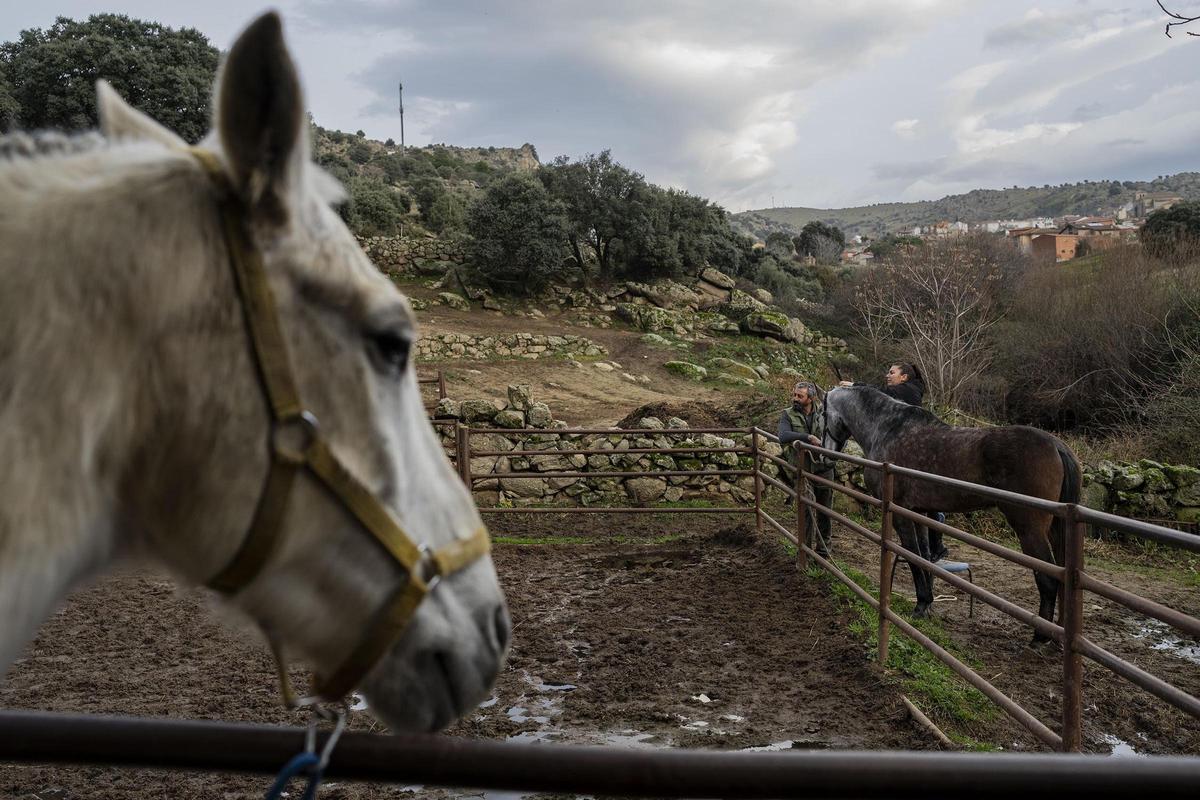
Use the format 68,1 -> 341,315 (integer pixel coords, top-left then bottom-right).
492,604 -> 512,652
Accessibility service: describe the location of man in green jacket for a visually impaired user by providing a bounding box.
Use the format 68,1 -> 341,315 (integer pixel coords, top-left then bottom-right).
777,381 -> 836,558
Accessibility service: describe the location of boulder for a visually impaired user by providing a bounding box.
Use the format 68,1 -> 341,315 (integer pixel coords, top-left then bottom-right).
433,398 -> 461,419
751,288 -> 774,304
667,417 -> 690,429
636,416 -> 665,430
640,333 -> 673,347
1175,482 -> 1200,507
709,357 -> 760,381
493,409 -> 525,429
1081,481 -> 1109,512
719,289 -> 767,320
782,319 -> 810,344
499,477 -> 547,498
615,303 -> 688,333
1165,464 -> 1200,488
526,402 -> 554,428
507,384 -> 533,411
664,361 -> 708,381
714,371 -> 756,387
698,267 -> 736,291
436,292 -> 470,311
459,399 -> 499,424
740,311 -> 792,340
626,477 -> 667,505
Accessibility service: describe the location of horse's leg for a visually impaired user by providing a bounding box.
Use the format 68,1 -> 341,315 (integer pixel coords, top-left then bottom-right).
898,518 -> 934,617
1001,504 -> 1059,643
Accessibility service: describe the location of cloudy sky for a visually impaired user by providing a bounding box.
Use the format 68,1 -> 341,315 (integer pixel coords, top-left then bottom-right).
3,2 -> 1196,210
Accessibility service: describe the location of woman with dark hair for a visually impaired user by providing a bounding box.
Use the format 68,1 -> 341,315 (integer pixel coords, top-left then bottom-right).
840,362 -> 948,562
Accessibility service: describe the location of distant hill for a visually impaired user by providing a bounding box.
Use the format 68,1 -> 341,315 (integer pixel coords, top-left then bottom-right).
733,173 -> 1200,240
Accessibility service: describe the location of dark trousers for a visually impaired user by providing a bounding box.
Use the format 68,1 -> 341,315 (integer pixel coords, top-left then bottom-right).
805,480 -> 834,557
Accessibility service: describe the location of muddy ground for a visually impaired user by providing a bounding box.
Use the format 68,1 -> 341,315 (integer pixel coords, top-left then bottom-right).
1,515 -> 931,800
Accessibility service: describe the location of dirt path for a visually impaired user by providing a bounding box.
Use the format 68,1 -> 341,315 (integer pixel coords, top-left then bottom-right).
0,516 -> 929,799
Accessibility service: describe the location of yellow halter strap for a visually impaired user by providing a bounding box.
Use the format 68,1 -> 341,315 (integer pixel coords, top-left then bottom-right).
188,147 -> 489,704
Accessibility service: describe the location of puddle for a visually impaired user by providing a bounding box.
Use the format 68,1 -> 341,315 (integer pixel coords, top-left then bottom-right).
531,679 -> 577,692
1100,733 -> 1144,757
349,692 -> 369,712
603,731 -> 659,749
1131,619 -> 1200,665
507,729 -> 562,744
505,705 -> 551,725
478,695 -> 499,708
742,740 -> 796,752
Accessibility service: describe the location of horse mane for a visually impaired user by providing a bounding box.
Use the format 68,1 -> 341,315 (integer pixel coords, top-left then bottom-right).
0,130 -> 109,162
852,385 -> 948,429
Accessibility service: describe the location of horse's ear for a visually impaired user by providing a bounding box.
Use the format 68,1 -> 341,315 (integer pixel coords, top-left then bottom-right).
214,12 -> 305,227
96,80 -> 187,147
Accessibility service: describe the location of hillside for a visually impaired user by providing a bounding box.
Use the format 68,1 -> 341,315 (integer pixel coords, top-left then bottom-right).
733,172 -> 1200,239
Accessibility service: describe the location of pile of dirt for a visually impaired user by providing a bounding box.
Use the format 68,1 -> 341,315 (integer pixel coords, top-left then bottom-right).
617,395 -> 783,430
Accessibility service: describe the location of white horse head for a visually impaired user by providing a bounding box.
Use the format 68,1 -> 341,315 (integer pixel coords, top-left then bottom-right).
0,12 -> 508,732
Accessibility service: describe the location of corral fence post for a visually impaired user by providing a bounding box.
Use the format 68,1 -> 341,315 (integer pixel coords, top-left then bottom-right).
455,422 -> 472,488
878,462 -> 896,667
795,449 -> 809,572
437,370 -> 447,401
750,427 -> 763,536
1061,504 -> 1085,752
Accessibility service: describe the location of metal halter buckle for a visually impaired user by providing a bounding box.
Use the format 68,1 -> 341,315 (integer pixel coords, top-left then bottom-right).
272,410 -> 320,465
417,544 -> 442,592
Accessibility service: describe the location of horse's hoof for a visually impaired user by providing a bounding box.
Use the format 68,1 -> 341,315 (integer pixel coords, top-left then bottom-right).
913,603 -> 932,619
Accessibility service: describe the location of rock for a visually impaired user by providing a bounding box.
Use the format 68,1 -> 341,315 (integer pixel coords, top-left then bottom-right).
695,312 -> 741,335
615,303 -> 688,332
751,288 -> 773,304
493,409 -> 525,429
626,477 -> 668,505
409,297 -> 429,312
637,416 -> 665,430
482,295 -> 504,311
709,357 -> 760,381
1110,467 -> 1145,492
740,310 -> 792,340
1141,467 -> 1171,494
640,333 -> 673,347
459,399 -> 499,424
507,384 -> 533,411
667,417 -> 689,429
436,292 -> 470,311
720,289 -> 767,320
782,319 -> 809,344
625,280 -> 700,311
664,486 -> 685,503
714,371 -> 756,387
1175,482 -> 1200,507
1176,507 -> 1200,524
1081,481 -> 1109,512
664,361 -> 708,381
593,361 -> 615,372
498,477 -> 546,498
698,267 -> 736,291
526,402 -> 553,428
753,364 -> 771,379
433,398 -> 460,419
1165,464 -> 1200,488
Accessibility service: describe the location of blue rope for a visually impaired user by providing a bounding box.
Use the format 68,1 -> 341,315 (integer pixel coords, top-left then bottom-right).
264,751 -> 323,800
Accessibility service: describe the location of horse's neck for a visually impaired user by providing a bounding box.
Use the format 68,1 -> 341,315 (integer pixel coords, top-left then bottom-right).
844,392 -> 901,459
0,147 -> 208,674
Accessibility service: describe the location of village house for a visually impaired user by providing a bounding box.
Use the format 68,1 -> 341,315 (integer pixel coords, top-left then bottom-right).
1031,233 -> 1079,263
1133,191 -> 1183,218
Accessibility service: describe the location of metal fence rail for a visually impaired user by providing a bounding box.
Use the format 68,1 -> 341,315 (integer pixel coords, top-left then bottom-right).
2,710 -> 1197,798
753,429 -> 1200,752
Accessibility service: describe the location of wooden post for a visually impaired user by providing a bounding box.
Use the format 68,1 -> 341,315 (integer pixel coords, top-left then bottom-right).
455,422 -> 472,488
878,463 -> 896,666
437,370 -> 447,401
1061,504 -> 1085,752
750,427 -> 763,536
795,450 -> 809,572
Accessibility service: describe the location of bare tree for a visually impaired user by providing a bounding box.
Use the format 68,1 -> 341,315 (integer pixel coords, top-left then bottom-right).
852,237 -> 1009,409
1158,1 -> 1200,37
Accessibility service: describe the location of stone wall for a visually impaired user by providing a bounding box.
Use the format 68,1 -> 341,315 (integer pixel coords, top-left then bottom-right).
417,333 -> 607,362
357,235 -> 466,276
432,387 -> 784,508
1082,460 -> 1200,526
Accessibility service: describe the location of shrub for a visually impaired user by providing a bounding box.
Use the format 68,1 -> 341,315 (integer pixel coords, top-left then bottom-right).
467,174 -> 570,294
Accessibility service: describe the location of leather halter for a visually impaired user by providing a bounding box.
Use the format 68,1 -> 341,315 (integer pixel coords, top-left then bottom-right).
188,147 -> 490,704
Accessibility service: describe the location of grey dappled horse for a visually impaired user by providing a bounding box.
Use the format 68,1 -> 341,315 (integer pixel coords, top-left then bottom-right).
822,386 -> 1080,637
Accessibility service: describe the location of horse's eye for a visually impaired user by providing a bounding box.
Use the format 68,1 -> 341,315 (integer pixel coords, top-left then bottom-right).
368,330 -> 411,376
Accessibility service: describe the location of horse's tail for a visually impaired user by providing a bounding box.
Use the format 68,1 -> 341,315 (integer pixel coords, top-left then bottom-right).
1051,439 -> 1082,565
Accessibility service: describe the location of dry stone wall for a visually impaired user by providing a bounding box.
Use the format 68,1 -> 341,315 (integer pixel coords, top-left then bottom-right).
432,387 -> 784,508
417,333 -> 606,362
357,235 -> 467,276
